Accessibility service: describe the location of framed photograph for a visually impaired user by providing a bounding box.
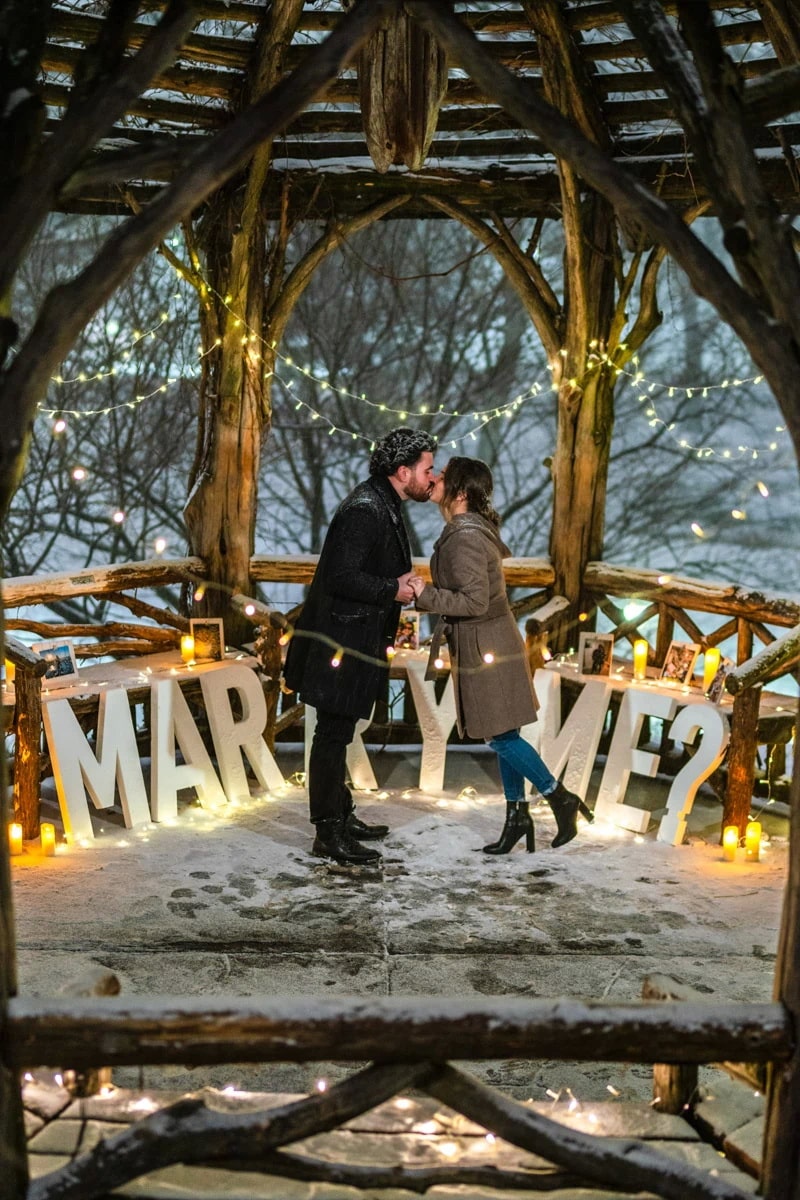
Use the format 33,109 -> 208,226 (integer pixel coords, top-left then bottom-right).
189,617 -> 225,663
578,632 -> 614,677
707,658 -> 733,704
659,640 -> 700,685
31,638 -> 80,685
394,611 -> 420,652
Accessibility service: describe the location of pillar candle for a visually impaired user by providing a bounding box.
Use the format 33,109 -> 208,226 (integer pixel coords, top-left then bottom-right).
180,634 -> 195,664
4,659 -> 15,685
722,825 -> 738,862
745,820 -> 762,862
633,639 -> 648,681
703,647 -> 721,693
40,823 -> 56,857
8,823 -> 23,856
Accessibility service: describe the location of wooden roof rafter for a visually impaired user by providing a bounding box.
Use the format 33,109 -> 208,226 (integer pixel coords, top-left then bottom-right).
38,1 -> 800,220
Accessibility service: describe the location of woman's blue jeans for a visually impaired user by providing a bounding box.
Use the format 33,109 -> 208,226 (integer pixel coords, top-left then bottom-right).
487,729 -> 556,801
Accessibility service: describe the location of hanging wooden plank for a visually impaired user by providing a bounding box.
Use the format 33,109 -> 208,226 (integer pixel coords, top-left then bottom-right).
355,7 -> 447,171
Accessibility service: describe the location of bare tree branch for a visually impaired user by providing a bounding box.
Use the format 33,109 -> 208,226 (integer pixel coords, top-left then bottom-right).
427,1064 -> 751,1200
29,1062 -> 430,1200
0,0 -> 200,304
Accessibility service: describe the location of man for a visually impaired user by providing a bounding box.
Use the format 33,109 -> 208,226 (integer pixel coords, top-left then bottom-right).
283,428 -> 437,865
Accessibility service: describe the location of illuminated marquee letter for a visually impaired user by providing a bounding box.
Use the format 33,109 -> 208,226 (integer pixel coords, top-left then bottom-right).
42,690 -> 150,841
200,664 -> 284,799
404,658 -> 457,793
150,677 -> 227,820
526,669 -> 611,798
657,704 -> 729,845
594,689 -> 677,833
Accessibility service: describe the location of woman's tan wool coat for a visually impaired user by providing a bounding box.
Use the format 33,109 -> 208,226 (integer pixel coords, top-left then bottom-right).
414,512 -> 539,740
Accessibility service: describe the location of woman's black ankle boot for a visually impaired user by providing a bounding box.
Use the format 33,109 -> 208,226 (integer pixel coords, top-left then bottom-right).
483,801 -> 535,855
548,781 -> 587,848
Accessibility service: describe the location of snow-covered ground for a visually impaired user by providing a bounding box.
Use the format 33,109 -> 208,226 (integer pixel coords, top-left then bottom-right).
10,745 -> 788,1104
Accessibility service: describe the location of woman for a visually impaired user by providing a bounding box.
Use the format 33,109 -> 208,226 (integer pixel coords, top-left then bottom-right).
410,457 -> 593,853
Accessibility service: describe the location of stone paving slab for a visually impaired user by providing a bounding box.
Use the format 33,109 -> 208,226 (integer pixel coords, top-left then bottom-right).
25,1087 -> 758,1198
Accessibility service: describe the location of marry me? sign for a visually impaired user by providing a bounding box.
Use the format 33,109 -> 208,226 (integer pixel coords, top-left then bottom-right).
42,656 -> 729,847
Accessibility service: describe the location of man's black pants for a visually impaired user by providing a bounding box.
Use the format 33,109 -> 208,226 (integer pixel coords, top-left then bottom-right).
308,709 -> 358,824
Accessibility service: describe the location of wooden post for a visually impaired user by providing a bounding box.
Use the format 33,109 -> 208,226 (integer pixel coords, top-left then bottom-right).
654,604 -> 675,668
1,615 -> 29,1200
525,595 -> 569,672
61,967 -> 121,1099
722,686 -> 761,836
12,667 -> 44,841
642,976 -> 698,1114
651,1063 -> 698,1115
6,638 -> 48,839
761,710 -> 800,1199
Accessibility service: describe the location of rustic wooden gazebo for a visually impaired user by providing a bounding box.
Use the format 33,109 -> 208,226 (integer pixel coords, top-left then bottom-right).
2,2 -> 800,1197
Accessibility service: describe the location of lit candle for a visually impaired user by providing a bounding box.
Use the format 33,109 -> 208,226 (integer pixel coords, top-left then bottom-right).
703,647 -> 721,693
633,639 -> 648,681
745,820 -> 762,862
4,659 -> 15,686
180,634 -> 195,663
722,825 -> 738,862
40,823 -> 56,857
8,823 -> 23,856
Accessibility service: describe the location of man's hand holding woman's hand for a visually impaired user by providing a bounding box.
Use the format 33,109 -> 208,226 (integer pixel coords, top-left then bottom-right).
396,572 -> 426,603
395,572 -> 415,604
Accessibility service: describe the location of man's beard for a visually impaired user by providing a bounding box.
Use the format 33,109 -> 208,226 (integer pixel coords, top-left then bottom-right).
405,481 -> 433,502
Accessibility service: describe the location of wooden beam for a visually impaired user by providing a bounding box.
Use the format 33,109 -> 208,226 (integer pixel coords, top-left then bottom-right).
3,557 -> 205,608
584,563 -> 800,626
6,995 -> 792,1069
726,622 -> 800,693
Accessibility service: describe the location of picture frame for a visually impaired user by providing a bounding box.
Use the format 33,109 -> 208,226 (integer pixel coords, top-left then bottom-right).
577,632 -> 614,677
659,640 -> 701,685
189,617 -> 226,663
31,638 -> 80,685
394,611 -> 421,652
707,658 -> 733,704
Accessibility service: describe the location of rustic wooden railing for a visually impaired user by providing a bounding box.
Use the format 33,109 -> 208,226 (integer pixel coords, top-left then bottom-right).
2,555 -> 798,839
5,993 -> 795,1200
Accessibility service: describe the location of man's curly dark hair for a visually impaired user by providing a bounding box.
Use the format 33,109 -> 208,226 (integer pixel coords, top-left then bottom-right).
369,427 -> 437,477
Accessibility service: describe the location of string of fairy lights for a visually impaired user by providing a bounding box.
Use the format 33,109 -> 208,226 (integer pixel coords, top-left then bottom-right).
35,260 -> 791,541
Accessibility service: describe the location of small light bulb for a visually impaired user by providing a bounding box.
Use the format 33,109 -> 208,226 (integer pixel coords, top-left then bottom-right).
154,536 -> 167,554
112,510 -> 125,524
72,467 -> 86,481
53,418 -> 67,434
